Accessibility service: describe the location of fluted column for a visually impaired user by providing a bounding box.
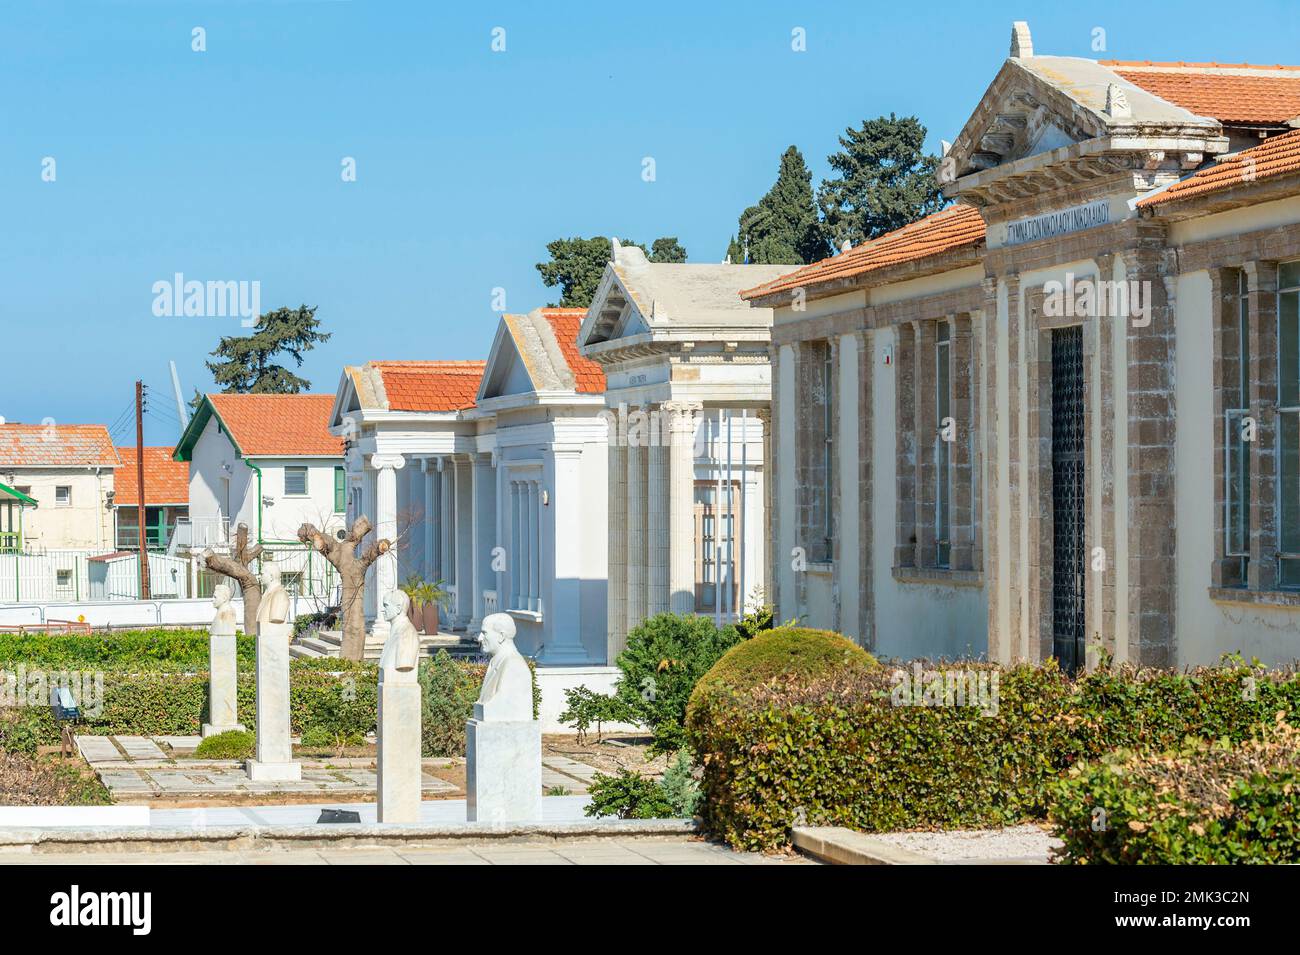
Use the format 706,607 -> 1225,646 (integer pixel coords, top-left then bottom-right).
454,456 -> 474,628
422,458 -> 436,582
667,402 -> 701,614
370,453 -> 406,645
607,441 -> 628,660
756,407 -> 773,607
625,432 -> 648,634
647,403 -> 671,617
469,453 -> 495,633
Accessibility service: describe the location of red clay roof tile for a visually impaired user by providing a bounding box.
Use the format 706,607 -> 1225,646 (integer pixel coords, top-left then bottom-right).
1140,127 -> 1300,207
373,361 -> 487,412
114,446 -> 189,506
208,394 -> 343,457
740,205 -> 986,301
0,424 -> 119,468
1101,63 -> 1300,124
540,308 -> 605,394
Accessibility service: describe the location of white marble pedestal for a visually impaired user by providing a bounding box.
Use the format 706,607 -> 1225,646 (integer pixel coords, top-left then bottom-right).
203,633 -> 245,738
245,621 -> 301,782
466,718 -> 542,822
377,671 -> 422,823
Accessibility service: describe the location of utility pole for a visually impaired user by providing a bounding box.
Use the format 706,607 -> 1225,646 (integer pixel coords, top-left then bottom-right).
135,380 -> 151,599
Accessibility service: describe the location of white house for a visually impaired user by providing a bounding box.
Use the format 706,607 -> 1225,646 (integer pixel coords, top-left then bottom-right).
173,394 -> 345,595
578,243 -> 789,660
0,423 -> 118,552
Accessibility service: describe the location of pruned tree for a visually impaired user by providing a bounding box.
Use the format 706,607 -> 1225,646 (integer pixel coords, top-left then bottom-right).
297,516 -> 390,661
202,523 -> 263,635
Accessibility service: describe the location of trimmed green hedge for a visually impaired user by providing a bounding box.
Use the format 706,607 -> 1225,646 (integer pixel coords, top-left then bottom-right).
1050,716 -> 1300,864
693,627 -> 876,700
0,629 -> 254,671
686,659 -> 1300,850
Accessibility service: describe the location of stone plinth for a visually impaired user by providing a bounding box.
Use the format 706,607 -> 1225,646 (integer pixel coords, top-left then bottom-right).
377,672 -> 422,823
245,621 -> 301,782
466,719 -> 542,823
202,633 -> 245,738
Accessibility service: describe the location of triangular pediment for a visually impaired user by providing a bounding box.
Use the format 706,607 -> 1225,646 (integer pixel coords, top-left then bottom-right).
578,261 -> 651,349
478,319 -> 539,402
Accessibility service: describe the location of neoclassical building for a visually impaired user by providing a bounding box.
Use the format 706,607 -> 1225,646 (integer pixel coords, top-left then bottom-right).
579,242 -> 789,660
746,22 -> 1300,669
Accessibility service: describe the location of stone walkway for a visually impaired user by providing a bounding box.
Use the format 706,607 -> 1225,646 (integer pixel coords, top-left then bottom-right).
0,839 -> 809,866
77,735 -> 604,800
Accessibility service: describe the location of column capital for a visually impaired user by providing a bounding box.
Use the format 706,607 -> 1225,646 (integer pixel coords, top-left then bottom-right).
370,453 -> 406,471
662,401 -> 703,432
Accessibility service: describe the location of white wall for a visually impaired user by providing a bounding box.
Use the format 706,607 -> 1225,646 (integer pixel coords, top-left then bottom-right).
4,469 -> 113,551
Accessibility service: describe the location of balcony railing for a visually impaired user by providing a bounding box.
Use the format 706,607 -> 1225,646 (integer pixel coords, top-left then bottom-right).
171,517 -> 230,551
482,589 -> 498,616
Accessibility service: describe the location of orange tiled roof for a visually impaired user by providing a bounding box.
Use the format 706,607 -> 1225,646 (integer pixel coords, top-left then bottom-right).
208,394 -> 343,457
740,205 -> 986,301
1139,127 -> 1300,207
540,308 -> 605,394
1101,62 -> 1300,125
0,423 -> 119,468
114,447 -> 189,506
373,361 -> 487,412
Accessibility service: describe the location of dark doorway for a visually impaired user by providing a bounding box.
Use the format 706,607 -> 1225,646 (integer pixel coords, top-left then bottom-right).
1051,325 -> 1086,673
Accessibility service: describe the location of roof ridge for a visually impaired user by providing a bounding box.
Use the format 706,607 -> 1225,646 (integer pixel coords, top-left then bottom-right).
1101,60 -> 1300,71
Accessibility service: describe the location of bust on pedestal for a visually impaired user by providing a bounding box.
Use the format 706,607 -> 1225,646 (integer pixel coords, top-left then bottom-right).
466,612 -> 541,822
377,590 -> 422,823
203,584 -> 245,738
245,562 -> 302,782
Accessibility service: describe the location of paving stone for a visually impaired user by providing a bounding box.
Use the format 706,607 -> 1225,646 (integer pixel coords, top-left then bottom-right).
542,756 -> 603,783
116,736 -> 168,761
75,735 -> 123,764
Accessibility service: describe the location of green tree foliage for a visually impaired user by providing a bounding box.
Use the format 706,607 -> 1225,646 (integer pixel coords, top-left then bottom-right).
817,114 -> 947,248
730,146 -> 826,265
205,304 -> 331,394
536,236 -> 689,308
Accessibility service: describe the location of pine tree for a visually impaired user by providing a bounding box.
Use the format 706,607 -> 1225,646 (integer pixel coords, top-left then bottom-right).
205,305 -> 331,394
817,114 -> 947,248
734,146 -> 826,265
537,236 -> 689,307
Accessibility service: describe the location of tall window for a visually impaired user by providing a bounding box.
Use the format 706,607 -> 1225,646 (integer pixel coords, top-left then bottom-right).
694,481 -> 742,614
1224,270 -> 1252,586
508,478 -> 542,613
935,321 -> 952,568
1280,260 -> 1300,588
333,467 -> 346,513
822,346 -> 834,559
284,466 -> 308,496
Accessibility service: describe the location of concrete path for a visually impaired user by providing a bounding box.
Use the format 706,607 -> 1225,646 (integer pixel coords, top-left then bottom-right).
147,794 -> 594,827
0,838 -> 809,866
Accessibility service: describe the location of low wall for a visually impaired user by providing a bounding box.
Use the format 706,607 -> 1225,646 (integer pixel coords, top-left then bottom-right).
533,665 -> 640,735
0,596 -> 306,631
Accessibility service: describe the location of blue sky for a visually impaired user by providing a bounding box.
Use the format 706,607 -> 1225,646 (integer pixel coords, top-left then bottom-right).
3,0 -> 1297,446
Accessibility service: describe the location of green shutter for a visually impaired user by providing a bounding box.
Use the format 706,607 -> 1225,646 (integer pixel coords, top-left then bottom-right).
334,467 -> 346,513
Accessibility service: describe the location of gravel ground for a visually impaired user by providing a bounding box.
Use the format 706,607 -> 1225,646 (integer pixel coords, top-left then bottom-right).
871,824 -> 1061,862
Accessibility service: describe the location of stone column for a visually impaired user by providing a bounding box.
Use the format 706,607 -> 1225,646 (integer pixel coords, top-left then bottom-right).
625,431 -> 648,634
667,401 -> 701,614
607,440 -> 629,661
509,481 -> 521,609
540,447 -> 589,662
370,453 -> 406,647
469,453 -> 495,633
439,458 -> 454,620
756,407 -> 774,608
454,456 -> 474,628
422,459 -> 437,582
1245,260 -> 1279,592
647,404 -> 671,616
377,664 -> 421,823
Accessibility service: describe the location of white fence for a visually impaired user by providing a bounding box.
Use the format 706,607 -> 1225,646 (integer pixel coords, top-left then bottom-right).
0,595 -> 313,631
0,545 -> 340,606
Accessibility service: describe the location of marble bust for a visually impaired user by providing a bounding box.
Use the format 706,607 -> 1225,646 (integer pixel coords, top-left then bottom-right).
473,612 -> 532,722
256,563 -> 290,634
210,584 -> 237,636
379,590 -> 421,681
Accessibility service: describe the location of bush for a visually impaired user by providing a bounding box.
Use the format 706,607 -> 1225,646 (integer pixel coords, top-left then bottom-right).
585,769 -> 676,819
559,686 -> 632,743
1049,715 -> 1300,864
194,729 -> 255,760
0,629 -> 254,671
692,627 -> 876,702
687,658 -> 1300,851
613,613 -> 741,753
420,652 -> 485,757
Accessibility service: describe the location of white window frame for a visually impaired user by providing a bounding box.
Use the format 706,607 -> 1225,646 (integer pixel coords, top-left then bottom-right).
1277,261 -> 1300,587
284,466 -> 309,497
935,321 -> 952,569
55,485 -> 71,507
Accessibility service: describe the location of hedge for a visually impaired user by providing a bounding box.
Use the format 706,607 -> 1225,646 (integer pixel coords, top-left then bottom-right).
0,651 -> 508,760
685,659 -> 1300,851
0,629 -> 254,671
1049,715 -> 1300,864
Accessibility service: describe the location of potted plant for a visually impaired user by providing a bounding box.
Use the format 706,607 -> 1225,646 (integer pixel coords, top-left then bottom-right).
399,575 -> 451,635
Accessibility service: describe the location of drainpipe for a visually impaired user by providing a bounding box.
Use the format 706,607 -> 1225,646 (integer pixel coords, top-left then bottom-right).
245,459 -> 265,545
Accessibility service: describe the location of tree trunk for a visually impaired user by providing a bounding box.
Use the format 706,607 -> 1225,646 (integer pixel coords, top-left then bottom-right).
298,517 -> 388,662
202,523 -> 263,635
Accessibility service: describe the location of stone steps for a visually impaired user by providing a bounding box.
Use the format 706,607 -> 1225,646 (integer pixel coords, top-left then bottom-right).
290,628 -> 480,662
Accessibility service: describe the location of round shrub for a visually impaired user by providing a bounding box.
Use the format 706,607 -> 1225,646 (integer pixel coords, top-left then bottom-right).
194,729 -> 255,760
691,626 -> 876,703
